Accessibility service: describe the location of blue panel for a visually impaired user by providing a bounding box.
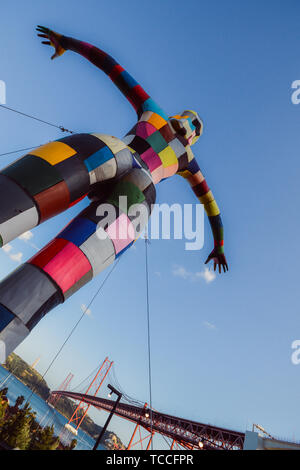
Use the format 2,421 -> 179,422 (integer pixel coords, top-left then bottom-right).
187,158 -> 200,174
141,99 -> 169,121
59,217 -> 97,247
121,71 -> 138,89
132,156 -> 142,169
0,304 -> 15,331
84,146 -> 114,172
187,117 -> 196,130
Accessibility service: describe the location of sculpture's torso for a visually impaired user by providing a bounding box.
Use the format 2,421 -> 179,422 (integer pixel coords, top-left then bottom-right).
9,109 -> 189,208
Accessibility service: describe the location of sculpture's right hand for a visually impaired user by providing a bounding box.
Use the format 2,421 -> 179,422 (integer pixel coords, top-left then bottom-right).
36,25 -> 66,60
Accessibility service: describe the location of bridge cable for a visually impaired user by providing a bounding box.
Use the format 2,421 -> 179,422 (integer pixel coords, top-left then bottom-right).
0,104 -> 75,134
24,258 -> 121,405
71,364 -> 103,393
0,145 -> 46,158
108,365 -> 144,407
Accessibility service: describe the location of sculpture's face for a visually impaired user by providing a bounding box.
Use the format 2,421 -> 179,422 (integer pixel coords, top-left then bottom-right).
169,110 -> 203,146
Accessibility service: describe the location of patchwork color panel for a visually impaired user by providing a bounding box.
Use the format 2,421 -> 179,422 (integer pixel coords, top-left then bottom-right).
140,147 -> 162,172
30,141 -> 76,165
2,155 -> 63,196
92,134 -> 127,154
84,145 -> 114,172
80,228 -> 115,277
59,217 -> 97,247
89,158 -> 117,184
57,133 -> 106,159
0,316 -> 30,363
30,239 -> 92,296
122,168 -> 153,190
107,181 -> 145,209
105,213 -> 135,255
115,148 -> 133,177
0,174 -> 39,245
0,263 -> 62,328
0,304 -> 15,331
34,181 -> 70,222
55,155 -> 90,203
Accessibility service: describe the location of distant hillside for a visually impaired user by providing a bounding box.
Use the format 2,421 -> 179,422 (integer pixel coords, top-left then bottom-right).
4,353 -> 50,400
3,353 -> 125,449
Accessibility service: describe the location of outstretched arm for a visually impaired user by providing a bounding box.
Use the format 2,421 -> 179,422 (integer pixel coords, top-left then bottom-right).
36,26 -> 167,119
178,156 -> 228,273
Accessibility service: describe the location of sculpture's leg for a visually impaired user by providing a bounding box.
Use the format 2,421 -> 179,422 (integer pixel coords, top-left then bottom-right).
0,141 -> 91,247
0,168 -> 155,361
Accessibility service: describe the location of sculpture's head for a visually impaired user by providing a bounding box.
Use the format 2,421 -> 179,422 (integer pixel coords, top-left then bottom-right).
169,110 -> 203,146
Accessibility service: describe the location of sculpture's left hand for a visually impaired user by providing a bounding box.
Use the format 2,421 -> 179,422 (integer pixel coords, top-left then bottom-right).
36,25 -> 66,60
205,248 -> 228,273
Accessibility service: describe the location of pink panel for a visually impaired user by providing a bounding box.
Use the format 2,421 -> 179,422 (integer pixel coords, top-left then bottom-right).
163,162 -> 179,178
151,165 -> 164,184
43,241 -> 91,293
136,122 -> 157,139
140,147 -> 162,172
105,213 -> 135,254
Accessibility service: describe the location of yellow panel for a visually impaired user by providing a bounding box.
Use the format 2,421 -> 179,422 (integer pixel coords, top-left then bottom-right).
177,169 -> 190,179
30,141 -> 76,165
199,190 -> 214,204
204,200 -> 220,216
92,134 -> 126,154
159,146 -> 178,168
186,147 -> 194,162
147,113 -> 167,130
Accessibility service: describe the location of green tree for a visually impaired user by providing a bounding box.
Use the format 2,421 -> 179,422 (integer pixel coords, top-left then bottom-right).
0,403 -> 35,449
10,395 -> 25,415
30,425 -> 59,450
68,438 -> 77,450
0,388 -> 9,430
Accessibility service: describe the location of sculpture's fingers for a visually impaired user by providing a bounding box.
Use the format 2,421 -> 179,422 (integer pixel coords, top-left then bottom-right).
37,25 -> 49,32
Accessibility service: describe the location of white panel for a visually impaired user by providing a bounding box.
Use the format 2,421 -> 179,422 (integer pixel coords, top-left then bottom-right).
0,206 -> 39,245
80,228 -> 115,277
92,134 -> 127,154
0,317 -> 29,363
89,159 -> 117,185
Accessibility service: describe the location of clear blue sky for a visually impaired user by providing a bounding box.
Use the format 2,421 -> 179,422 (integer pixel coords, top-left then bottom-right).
1,0 -> 300,447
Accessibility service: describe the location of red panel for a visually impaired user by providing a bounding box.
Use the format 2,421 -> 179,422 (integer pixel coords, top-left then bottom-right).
34,181 -> 70,222
42,241 -> 91,294
109,64 -> 125,81
29,238 -> 69,269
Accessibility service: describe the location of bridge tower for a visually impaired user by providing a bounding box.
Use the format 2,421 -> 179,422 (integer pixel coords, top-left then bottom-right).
48,372 -> 74,407
65,357 -> 113,433
127,403 -> 154,450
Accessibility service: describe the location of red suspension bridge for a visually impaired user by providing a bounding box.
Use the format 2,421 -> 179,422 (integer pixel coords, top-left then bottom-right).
51,389 -> 245,450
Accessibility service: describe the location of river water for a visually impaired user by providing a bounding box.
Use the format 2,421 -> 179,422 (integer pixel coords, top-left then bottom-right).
0,365 -> 105,450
